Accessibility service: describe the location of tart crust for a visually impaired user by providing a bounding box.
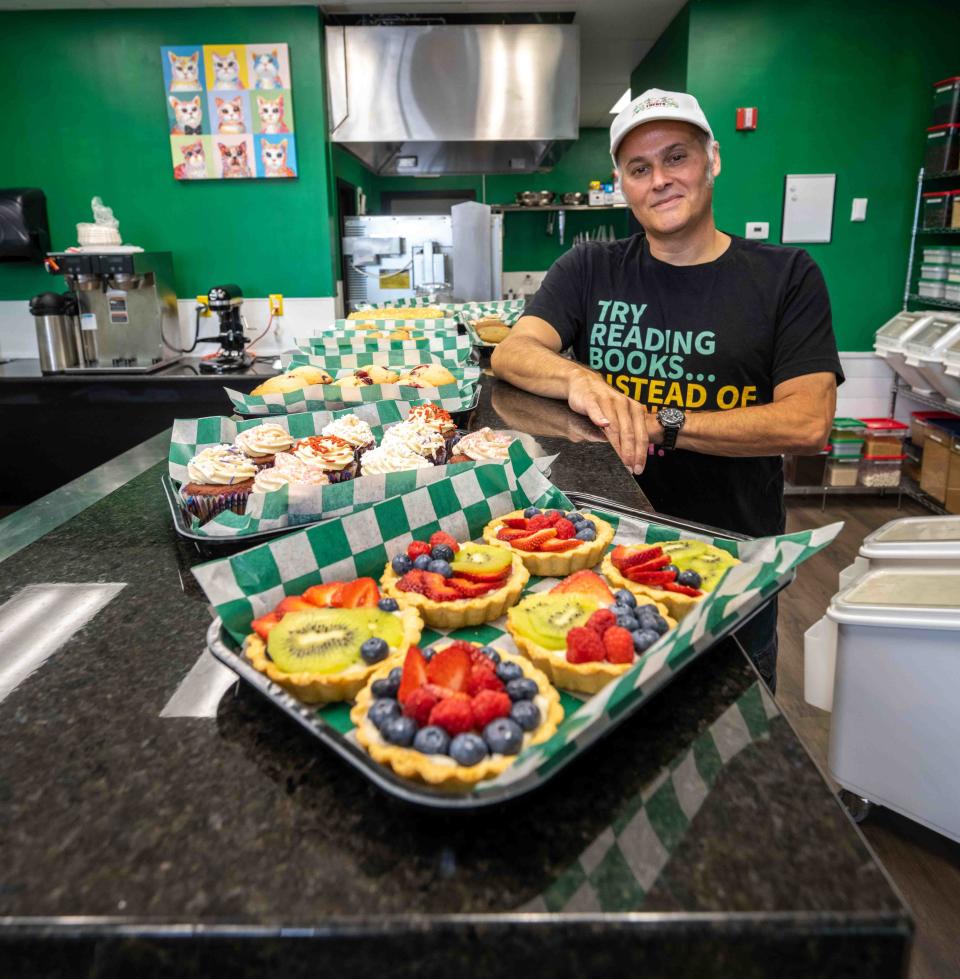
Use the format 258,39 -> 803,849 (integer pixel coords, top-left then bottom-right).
506,604 -> 677,695
380,552 -> 529,628
482,510 -> 615,577
351,646 -> 563,792
601,554 -> 707,620
243,605 -> 422,704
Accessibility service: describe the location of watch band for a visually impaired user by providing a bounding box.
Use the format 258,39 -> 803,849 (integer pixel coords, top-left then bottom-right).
662,422 -> 680,451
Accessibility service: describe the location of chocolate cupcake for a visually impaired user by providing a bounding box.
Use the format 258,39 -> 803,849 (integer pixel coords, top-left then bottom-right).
405,402 -> 460,455
180,445 -> 257,522
320,414 -> 376,461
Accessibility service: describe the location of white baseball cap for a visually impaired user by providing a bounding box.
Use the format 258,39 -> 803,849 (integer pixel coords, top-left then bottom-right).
610,88 -> 714,167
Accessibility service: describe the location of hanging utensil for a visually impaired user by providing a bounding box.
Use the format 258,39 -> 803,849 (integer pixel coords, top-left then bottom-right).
558,209 -> 566,246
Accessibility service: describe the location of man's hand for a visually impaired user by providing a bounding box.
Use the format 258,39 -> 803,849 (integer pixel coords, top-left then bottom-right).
567,368 -> 650,474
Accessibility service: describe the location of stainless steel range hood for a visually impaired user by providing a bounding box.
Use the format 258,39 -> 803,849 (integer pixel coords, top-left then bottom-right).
326,24 -> 579,175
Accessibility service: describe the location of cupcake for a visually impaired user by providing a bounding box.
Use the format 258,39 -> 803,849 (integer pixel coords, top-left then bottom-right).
321,414 -> 376,459
292,435 -> 358,482
181,444 -> 257,522
382,420 -> 446,464
405,402 -> 460,455
453,427 -> 515,462
234,422 -> 295,467
360,441 -> 433,475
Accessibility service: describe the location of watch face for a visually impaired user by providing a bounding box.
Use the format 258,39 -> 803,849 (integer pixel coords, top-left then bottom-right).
659,407 -> 684,426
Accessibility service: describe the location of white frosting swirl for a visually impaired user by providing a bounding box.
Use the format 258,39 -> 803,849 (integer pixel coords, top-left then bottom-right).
293,435 -> 355,472
273,452 -> 331,486
407,402 -> 457,436
382,420 -> 444,460
321,414 -> 375,449
252,467 -> 292,494
360,441 -> 433,474
234,422 -> 294,459
455,427 -> 515,461
186,445 -> 257,486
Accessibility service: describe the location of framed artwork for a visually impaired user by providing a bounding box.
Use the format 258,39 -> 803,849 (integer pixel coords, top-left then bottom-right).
161,42 -> 297,181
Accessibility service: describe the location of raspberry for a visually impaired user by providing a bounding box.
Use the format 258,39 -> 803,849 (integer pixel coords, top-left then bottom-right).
554,518 -> 576,540
467,666 -> 504,697
526,514 -> 552,532
586,608 -> 617,636
543,510 -> 564,525
443,639 -> 481,657
429,531 -> 460,553
471,690 -> 512,728
603,626 -> 635,664
428,697 -> 475,736
468,647 -> 496,667
402,686 -> 439,726
407,540 -> 432,560
565,626 -> 606,664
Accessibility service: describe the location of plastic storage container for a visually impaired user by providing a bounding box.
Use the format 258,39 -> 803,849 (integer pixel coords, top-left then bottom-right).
946,285 -> 960,303
953,191 -> 960,229
858,417 -> 909,455
901,313 -> 960,398
874,310 -> 940,392
932,76 -> 960,128
920,418 -> 960,501
948,438 -> 960,514
943,335 -> 960,407
918,279 -> 947,299
910,409 -> 959,446
925,124 -> 960,174
858,454 -> 903,488
784,451 -> 828,486
922,190 -> 952,228
826,567 -> 960,843
920,262 -> 949,281
923,246 -> 954,264
825,458 -> 860,486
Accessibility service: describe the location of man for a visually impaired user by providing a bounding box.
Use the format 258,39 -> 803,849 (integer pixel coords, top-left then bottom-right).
491,89 -> 843,690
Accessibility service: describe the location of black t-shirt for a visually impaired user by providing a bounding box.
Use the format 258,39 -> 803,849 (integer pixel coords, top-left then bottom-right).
525,233 -> 844,537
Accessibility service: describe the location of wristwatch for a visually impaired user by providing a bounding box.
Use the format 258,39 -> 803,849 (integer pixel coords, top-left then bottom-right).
656,406 -> 686,451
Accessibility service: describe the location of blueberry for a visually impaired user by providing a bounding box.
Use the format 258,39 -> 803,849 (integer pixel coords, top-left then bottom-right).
388,666 -> 402,686
523,506 -> 541,518
575,526 -> 597,542
427,559 -> 453,578
614,589 -> 637,608
371,674 -> 399,698
480,646 -> 501,665
511,700 -> 541,732
483,717 -> 524,755
368,698 -> 401,730
378,597 -> 399,612
496,661 -> 523,684
422,646 -> 436,662
677,569 -> 703,589
663,564 -> 680,576
637,603 -> 660,616
360,637 -> 389,664
391,554 -> 413,575
449,732 -> 488,766
413,725 -> 451,755
566,511 -> 586,524
430,543 -> 454,562
615,612 -> 639,632
631,628 -> 660,653
382,715 -> 417,746
413,554 -> 432,571
506,677 -> 538,701
639,611 -> 669,635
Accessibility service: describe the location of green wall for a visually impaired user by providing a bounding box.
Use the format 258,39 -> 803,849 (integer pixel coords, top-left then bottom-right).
0,7 -> 335,302
630,6 -> 689,96
630,0 -> 960,350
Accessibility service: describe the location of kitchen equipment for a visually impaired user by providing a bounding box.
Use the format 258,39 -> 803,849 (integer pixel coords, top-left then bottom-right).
561,192 -> 586,205
902,313 -> 960,400
515,191 -> 538,207
29,291 -> 79,373
197,284 -> 252,374
0,188 -> 50,262
873,309 -> 939,393
44,250 -> 180,373
826,567 -> 960,843
537,190 -> 556,206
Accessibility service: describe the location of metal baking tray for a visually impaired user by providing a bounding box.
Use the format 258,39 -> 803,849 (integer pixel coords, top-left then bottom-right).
206,493 -> 794,809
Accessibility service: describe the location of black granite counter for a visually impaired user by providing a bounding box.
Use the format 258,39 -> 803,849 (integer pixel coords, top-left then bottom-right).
0,378 -> 911,978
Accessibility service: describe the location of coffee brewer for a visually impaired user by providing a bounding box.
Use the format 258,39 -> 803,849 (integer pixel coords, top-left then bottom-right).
197,284 -> 254,374
44,251 -> 181,373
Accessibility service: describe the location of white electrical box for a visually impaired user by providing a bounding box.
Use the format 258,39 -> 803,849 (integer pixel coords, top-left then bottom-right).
782,174 -> 836,243
745,221 -> 769,239
851,198 -> 868,222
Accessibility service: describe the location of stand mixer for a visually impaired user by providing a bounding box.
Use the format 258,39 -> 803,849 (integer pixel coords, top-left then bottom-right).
197,284 -> 254,374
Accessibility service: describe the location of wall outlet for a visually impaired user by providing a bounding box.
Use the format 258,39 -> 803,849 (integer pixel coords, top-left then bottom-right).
269,293 -> 284,316
851,198 -> 868,222
745,221 -> 769,239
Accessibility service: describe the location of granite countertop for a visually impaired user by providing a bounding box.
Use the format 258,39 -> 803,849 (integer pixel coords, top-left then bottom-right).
0,376 -> 910,977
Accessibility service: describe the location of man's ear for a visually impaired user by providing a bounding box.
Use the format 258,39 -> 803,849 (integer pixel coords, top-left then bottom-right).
711,141 -> 722,179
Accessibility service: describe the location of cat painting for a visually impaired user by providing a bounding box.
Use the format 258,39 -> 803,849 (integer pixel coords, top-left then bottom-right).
168,51 -> 201,92
211,50 -> 244,90
256,95 -> 289,134
261,139 -> 295,178
215,96 -> 246,135
174,141 -> 207,180
169,95 -> 202,135
218,141 -> 252,178
252,50 -> 283,90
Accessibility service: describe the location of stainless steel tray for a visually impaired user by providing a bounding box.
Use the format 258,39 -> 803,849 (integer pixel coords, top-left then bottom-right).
206,493 -> 793,809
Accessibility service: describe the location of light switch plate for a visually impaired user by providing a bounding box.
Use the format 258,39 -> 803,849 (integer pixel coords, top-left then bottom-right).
851,198 -> 868,221
746,221 -> 769,239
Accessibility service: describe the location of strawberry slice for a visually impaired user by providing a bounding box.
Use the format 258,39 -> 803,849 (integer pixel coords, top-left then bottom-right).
512,528 -> 557,552
251,611 -> 282,639
339,577 -> 380,608
551,569 -> 615,603
398,646 -> 428,704
302,582 -> 345,607
623,568 -> 677,586
422,572 -> 463,602
628,553 -> 672,574
449,576 -> 498,597
526,514 -> 553,531
662,582 -> 703,597
539,538 -> 580,552
501,517 -> 529,530
275,596 -> 315,615
543,510 -> 564,525
497,527 -> 530,542
426,644 -> 471,693
613,545 -> 664,572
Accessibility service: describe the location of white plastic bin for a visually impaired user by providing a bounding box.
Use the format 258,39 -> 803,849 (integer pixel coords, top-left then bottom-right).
940,334 -> 960,407
827,568 -> 960,843
873,310 -> 939,393
902,313 -> 960,398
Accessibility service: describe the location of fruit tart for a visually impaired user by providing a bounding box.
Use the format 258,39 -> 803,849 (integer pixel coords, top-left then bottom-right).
601,539 -> 740,620
244,577 -> 422,704
483,506 -> 615,577
506,570 -> 675,694
351,639 -> 562,792
381,532 -> 529,629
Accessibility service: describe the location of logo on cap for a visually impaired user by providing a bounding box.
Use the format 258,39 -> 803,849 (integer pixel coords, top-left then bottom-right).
634,96 -> 680,114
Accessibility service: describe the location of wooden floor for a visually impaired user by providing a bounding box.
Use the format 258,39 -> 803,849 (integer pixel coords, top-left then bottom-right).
779,496 -> 960,979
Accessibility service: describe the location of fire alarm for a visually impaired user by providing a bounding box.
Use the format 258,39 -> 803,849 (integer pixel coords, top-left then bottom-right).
736,107 -> 758,131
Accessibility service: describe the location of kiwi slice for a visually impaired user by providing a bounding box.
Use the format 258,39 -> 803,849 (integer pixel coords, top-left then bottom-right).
267,609 -> 403,674
686,547 -> 739,591
450,542 -> 512,575
510,594 -> 599,650
660,540 -> 708,562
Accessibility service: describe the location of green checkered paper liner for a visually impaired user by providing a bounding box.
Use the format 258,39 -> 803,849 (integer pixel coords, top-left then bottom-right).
195,458 -> 840,800
288,349 -> 462,371
322,318 -> 461,333
170,415 -> 549,538
354,296 -> 527,327
225,364 -> 481,416
295,335 -> 474,362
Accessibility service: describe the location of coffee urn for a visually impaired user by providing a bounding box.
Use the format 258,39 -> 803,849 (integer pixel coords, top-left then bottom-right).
29,291 -> 80,373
